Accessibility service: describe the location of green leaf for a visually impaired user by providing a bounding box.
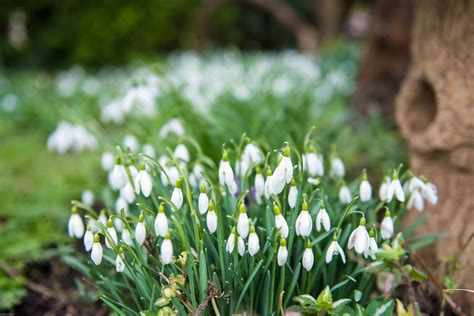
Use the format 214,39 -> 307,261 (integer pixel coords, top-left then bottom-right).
293,294 -> 318,307
316,286 -> 333,311
371,299 -> 395,316
353,290 -> 362,302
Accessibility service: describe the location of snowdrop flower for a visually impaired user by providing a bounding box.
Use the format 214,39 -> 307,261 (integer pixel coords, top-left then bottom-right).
135,164 -> 153,197
83,226 -> 93,251
348,217 -> 369,254
379,176 -> 391,202
123,134 -> 139,152
120,181 -> 136,204
408,190 -> 424,211
248,225 -> 260,256
407,176 -> 425,193
111,156 -> 128,189
135,213 -> 146,246
154,204 -> 168,237
381,210 -> 394,240
81,190 -> 94,207
302,241 -> 314,271
295,200 -> 312,237
288,179 -> 298,208
339,184 -> 352,204
189,163 -> 205,188
161,232 -> 173,264
167,163 -> 180,187
326,236 -> 346,264
316,204 -> 331,232
198,183 -> 209,214
237,203 -> 250,238
174,142 -> 190,162
159,118 -> 184,139
91,234 -> 103,265
115,197 -> 129,215
364,231 -> 378,260
237,236 -> 245,256
116,250 -> 125,273
421,180 -> 438,205
226,227 -> 237,253
359,169 -> 372,202
274,205 -> 289,238
98,210 -> 107,227
264,169 -> 274,199
101,151 -> 115,171
68,207 -> 84,238
206,201 -> 217,233
277,238 -> 288,266
330,157 -> 345,178
105,218 -> 118,249
272,146 -> 293,194
219,150 -> 235,191
242,142 -> 264,165
254,167 -> 265,203
170,177 -> 184,210
304,146 -> 324,177
142,144 -> 156,158
387,170 -> 405,202
122,229 -> 133,246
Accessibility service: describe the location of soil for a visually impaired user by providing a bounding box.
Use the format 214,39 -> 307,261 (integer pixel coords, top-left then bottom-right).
13,258 -> 108,316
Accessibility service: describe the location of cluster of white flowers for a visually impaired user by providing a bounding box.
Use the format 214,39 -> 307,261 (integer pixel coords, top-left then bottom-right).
100,78 -> 160,124
68,135 -> 437,277
47,121 -> 98,154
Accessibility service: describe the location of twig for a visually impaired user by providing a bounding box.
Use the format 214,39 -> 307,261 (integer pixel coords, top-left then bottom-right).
279,290 -> 285,316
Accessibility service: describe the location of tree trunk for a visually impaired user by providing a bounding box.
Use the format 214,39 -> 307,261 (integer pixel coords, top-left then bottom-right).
353,0 -> 413,118
396,0 -> 474,310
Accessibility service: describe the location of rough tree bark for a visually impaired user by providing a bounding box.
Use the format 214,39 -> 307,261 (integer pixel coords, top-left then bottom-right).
396,0 -> 474,309
353,0 -> 413,118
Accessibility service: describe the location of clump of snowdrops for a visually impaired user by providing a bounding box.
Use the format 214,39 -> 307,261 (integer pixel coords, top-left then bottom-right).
66,129 -> 437,315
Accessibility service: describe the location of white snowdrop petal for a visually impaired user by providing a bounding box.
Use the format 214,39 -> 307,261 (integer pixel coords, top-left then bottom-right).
198,193 -> 209,214
91,242 -> 103,265
154,213 -> 168,237
135,222 -> 146,246
303,248 -> 314,271
206,211 -> 217,233
83,230 -> 93,251
288,186 -> 297,208
161,239 -> 173,264
277,246 -> 288,266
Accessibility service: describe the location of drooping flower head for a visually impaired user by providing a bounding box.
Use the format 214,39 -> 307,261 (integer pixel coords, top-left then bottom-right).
387,169 -> 405,202
154,204 -> 168,237
277,238 -> 288,266
237,203 -> 250,238
326,233 -> 346,264
171,177 -> 184,210
161,232 -> 173,264
288,178 -> 298,209
381,209 -> 394,240
135,213 -> 146,246
248,224 -> 260,256
316,203 -> 330,232
68,207 -> 85,239
348,217 -> 369,254
302,241 -> 314,271
273,204 -> 289,238
105,217 -> 118,249
91,233 -> 103,265
206,200 -> 217,233
198,183 -> 209,215
295,199 -> 312,237
359,169 -> 372,202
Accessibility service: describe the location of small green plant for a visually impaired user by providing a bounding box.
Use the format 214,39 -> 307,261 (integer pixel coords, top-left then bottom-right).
65,129 -> 437,314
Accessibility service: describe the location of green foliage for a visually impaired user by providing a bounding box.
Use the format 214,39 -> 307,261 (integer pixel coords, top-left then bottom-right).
2,0 -> 200,67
